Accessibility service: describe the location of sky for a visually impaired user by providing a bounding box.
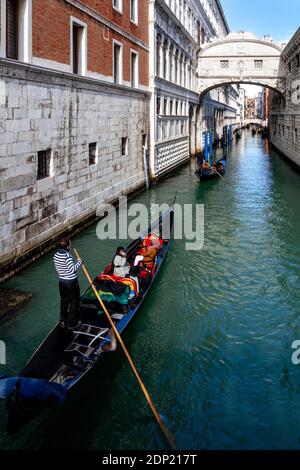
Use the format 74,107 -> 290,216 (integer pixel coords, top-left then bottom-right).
221,0 -> 300,44
220,0 -> 300,97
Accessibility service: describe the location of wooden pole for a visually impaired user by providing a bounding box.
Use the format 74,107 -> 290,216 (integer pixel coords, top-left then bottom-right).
74,249 -> 176,449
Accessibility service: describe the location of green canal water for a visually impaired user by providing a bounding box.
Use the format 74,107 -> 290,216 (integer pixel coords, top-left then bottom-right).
1,132 -> 300,450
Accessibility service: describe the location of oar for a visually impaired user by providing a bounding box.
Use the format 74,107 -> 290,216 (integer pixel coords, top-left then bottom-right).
205,161 -> 234,187
74,249 -> 176,449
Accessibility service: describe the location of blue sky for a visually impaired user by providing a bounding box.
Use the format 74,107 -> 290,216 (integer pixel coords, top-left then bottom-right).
221,0 -> 300,43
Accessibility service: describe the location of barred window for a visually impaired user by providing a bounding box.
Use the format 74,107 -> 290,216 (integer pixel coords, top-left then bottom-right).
89,143 -> 98,166
220,60 -> 229,69
37,150 -> 52,180
121,137 -> 128,156
254,60 -> 263,69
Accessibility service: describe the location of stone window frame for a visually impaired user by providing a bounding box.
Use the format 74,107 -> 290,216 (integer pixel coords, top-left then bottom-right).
70,16 -> 87,76
130,0 -> 138,26
254,60 -> 263,69
113,0 -> 123,14
37,149 -> 54,181
88,142 -> 98,166
121,137 -> 128,157
220,60 -> 229,69
130,48 -> 139,88
113,39 -> 123,85
0,0 -> 32,62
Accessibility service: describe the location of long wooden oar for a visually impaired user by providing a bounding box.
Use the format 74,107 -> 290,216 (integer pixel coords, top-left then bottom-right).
74,249 -> 176,449
205,161 -> 234,187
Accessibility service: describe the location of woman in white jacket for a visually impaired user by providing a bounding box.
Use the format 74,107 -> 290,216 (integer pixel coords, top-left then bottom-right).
113,246 -> 130,278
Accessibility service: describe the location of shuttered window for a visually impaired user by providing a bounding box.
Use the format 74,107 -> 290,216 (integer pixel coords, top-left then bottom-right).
6,0 -> 18,60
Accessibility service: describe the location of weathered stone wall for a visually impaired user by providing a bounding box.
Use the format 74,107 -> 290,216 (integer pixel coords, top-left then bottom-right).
0,59 -> 150,282
269,29 -> 300,168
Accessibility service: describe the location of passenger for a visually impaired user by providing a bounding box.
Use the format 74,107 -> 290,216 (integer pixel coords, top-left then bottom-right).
131,258 -> 152,292
113,247 -> 130,278
148,233 -> 164,249
139,240 -> 157,268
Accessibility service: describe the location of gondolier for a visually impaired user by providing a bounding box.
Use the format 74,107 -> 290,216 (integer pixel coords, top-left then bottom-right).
53,238 -> 84,330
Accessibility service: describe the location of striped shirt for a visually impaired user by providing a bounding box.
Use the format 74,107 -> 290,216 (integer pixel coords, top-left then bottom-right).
53,249 -> 83,281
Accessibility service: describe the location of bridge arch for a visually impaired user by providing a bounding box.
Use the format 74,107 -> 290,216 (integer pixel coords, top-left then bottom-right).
197,32 -> 286,98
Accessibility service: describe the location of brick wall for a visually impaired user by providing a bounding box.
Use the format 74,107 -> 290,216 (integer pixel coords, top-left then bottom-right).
32,0 -> 149,86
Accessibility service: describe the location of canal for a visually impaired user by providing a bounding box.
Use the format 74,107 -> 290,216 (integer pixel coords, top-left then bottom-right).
1,131 -> 300,450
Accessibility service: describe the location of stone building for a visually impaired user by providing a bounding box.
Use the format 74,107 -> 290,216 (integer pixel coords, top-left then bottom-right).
269,28 -> 300,168
0,0 -> 150,281
149,0 -> 240,179
246,97 -> 256,120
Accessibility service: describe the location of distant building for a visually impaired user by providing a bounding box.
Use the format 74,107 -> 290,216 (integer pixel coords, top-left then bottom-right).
269,27 -> 300,167
149,0 -> 238,179
246,98 -> 256,120
255,91 -> 264,119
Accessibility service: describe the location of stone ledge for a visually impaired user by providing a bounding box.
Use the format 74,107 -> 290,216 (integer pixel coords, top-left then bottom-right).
0,58 -> 151,100
0,181 -> 147,284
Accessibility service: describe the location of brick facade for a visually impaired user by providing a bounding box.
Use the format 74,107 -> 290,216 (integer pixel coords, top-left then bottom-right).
31,0 -> 149,86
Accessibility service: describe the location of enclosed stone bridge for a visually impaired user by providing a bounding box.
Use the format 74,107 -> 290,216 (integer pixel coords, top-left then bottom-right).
197,32 -> 286,97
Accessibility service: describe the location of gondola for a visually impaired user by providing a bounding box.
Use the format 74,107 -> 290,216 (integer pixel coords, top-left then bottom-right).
196,158 -> 226,181
0,206 -> 175,435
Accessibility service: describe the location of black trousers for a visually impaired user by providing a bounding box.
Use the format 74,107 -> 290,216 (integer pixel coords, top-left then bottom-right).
59,279 -> 80,328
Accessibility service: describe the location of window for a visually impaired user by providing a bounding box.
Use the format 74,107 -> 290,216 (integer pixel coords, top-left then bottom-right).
170,100 -> 173,115
157,97 -> 161,115
296,54 -> 300,68
220,60 -> 229,69
113,0 -> 122,13
113,41 -> 122,84
130,0 -> 138,24
130,50 -> 138,88
288,61 -> 292,72
254,60 -> 263,69
163,98 -> 168,115
72,19 -> 86,75
37,150 -> 52,180
89,143 -> 98,166
6,0 -> 18,59
121,137 -> 128,156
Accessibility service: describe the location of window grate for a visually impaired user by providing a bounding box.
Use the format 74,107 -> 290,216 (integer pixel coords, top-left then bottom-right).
121,137 -> 128,156
37,150 -> 51,180
89,143 -> 98,165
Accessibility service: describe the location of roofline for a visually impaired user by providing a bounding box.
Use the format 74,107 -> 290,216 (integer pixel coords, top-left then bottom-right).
215,0 -> 230,35
282,26 -> 300,56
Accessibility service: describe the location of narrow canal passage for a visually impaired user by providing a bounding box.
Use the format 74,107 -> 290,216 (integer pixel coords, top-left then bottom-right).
1,131 -> 300,450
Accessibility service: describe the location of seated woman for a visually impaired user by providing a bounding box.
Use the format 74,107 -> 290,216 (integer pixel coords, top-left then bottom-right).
143,233 -> 164,250
138,240 -> 157,269
113,247 -> 130,278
